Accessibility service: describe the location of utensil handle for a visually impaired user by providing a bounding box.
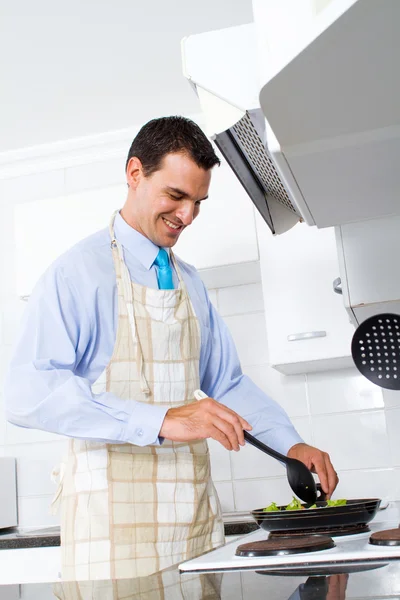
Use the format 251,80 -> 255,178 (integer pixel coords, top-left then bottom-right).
243,431 -> 289,464
194,390 -> 289,465
193,389 -> 209,401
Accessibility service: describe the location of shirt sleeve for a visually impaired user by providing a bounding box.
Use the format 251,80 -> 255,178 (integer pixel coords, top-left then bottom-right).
199,288 -> 303,456
4,264 -> 168,446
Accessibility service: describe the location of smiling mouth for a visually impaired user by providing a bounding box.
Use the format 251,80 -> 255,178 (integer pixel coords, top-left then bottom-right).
162,217 -> 183,232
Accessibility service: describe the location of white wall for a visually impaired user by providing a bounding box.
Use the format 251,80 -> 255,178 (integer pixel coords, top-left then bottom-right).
0,147 -> 399,529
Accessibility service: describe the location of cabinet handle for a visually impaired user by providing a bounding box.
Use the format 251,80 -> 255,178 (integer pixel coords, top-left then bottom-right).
287,331 -> 327,342
333,277 -> 342,295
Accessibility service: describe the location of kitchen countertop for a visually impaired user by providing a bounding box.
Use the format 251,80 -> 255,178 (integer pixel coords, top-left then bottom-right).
0,512 -> 258,550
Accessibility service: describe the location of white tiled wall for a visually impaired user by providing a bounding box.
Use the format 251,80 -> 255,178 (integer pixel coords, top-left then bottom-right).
1,156 -> 400,529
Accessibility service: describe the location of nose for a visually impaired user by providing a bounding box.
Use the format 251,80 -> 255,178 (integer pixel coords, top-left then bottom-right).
176,201 -> 196,226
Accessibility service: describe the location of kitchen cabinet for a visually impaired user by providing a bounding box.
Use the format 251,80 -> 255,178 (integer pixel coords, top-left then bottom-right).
257,215 -> 355,374
335,215 -> 400,326
0,546 -> 60,584
14,154 -> 258,298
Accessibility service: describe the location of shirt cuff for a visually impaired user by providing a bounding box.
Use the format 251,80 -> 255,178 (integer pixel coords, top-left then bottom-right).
122,402 -> 169,446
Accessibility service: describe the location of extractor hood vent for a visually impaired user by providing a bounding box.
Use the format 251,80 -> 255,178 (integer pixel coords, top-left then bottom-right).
232,112 -> 297,214
214,111 -> 300,234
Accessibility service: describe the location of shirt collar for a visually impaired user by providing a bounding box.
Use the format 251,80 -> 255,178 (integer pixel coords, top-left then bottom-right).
113,212 -> 169,270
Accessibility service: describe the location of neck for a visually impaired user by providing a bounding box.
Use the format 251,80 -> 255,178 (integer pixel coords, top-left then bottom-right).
120,206 -> 146,239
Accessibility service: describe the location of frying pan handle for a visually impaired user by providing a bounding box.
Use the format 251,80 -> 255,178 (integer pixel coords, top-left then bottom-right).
316,483 -> 327,502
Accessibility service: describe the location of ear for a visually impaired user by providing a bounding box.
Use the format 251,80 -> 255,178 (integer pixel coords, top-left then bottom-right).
126,157 -> 144,190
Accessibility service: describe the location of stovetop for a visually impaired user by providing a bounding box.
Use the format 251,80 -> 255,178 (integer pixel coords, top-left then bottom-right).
179,515 -> 400,574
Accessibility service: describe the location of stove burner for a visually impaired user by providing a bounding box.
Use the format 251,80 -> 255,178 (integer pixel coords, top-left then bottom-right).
235,535 -> 335,557
370,528 -> 400,546
268,523 -> 370,538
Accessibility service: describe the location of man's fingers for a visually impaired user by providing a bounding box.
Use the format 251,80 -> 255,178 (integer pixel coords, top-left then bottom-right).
213,416 -> 241,451
161,396 -> 252,447
287,443 -> 339,498
312,452 -> 338,498
208,400 -> 252,447
238,416 -> 252,431
312,454 -> 329,496
209,426 -> 232,451
215,403 -> 252,433
214,407 -> 246,446
325,453 -> 339,496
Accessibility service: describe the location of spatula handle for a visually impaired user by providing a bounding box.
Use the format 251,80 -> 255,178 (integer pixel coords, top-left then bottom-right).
193,390 -> 289,464
243,431 -> 289,464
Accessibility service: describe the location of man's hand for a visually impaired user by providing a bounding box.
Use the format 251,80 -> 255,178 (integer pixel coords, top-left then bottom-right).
287,443 -> 338,499
160,398 -> 252,451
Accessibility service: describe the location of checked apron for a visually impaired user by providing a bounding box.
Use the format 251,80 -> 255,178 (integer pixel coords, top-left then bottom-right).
56,212 -> 224,580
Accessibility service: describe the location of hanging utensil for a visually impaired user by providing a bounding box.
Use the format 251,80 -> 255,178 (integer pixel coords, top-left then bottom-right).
351,313 -> 400,390
194,389 -> 319,504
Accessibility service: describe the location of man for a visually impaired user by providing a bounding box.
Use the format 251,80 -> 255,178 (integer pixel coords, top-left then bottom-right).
5,116 -> 338,580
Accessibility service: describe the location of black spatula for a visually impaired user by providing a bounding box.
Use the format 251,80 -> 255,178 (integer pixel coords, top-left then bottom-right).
243,431 -> 318,504
194,389 -> 318,504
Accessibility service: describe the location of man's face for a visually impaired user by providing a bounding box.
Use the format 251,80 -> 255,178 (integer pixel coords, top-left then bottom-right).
125,152 -> 211,247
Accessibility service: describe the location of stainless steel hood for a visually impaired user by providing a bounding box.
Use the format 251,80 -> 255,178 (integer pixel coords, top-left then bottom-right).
213,111 -> 301,235
182,0 -> 400,235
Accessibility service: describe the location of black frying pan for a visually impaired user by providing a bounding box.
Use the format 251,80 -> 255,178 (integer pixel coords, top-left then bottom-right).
251,495 -> 381,534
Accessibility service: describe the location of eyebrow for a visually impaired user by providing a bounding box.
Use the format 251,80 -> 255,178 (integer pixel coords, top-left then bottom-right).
165,186 -> 208,201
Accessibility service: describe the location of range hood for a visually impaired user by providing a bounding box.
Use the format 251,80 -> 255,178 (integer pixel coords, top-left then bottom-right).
181,0 -> 400,235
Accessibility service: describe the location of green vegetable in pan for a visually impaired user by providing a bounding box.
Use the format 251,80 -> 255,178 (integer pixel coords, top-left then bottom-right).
262,502 -> 280,512
285,497 -> 305,511
262,497 -> 347,512
326,498 -> 347,507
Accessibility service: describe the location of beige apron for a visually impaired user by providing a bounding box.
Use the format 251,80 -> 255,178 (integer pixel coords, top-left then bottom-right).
56,212 -> 224,581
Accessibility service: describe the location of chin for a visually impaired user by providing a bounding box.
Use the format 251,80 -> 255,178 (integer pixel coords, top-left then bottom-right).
164,238 -> 178,248
151,235 -> 172,248
157,231 -> 180,248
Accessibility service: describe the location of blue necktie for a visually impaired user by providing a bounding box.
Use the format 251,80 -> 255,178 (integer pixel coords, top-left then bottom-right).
154,248 -> 174,290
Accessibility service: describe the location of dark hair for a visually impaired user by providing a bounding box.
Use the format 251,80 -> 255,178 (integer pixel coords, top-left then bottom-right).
125,116 -> 220,176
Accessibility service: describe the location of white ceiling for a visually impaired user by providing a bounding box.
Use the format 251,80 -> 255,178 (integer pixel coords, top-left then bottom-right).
0,0 -> 253,154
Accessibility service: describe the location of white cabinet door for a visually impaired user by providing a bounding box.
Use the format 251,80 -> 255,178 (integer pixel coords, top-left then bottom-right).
257,216 -> 355,374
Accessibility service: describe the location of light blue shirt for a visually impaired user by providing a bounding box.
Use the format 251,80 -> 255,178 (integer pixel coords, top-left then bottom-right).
4,212 -> 303,454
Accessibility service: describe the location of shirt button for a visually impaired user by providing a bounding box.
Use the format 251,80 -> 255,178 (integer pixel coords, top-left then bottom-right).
136,428 -> 143,437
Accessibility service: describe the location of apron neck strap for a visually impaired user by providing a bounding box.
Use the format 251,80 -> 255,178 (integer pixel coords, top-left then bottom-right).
109,209 -> 119,245
109,211 -> 150,395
